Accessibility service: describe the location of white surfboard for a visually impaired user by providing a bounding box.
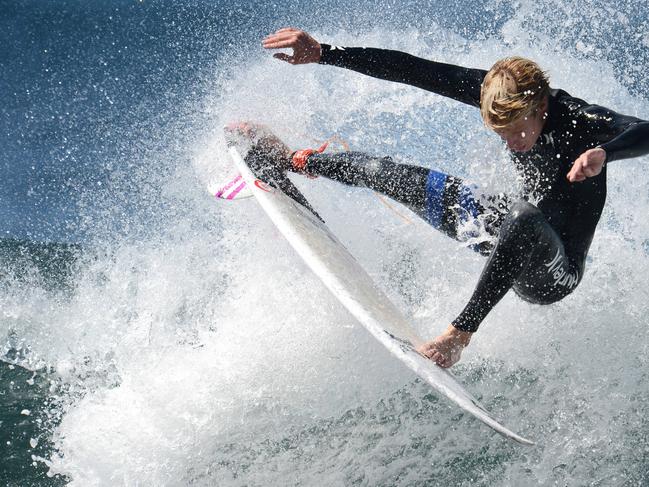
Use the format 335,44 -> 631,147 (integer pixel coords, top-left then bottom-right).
228,146 -> 534,445
208,171 -> 253,200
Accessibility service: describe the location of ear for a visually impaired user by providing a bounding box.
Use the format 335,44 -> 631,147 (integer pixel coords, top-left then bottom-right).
539,96 -> 549,116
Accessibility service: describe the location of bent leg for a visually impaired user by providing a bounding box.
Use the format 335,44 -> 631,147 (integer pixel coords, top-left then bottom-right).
307,152 -> 509,254
452,201 -> 583,332
425,171 -> 509,255
307,151 -> 430,217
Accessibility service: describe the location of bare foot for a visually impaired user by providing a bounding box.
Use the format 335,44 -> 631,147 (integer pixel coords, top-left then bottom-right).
224,121 -> 269,141
416,325 -> 473,368
225,121 -> 292,164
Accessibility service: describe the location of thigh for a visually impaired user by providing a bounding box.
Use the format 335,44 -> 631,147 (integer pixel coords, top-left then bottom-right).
513,219 -> 583,304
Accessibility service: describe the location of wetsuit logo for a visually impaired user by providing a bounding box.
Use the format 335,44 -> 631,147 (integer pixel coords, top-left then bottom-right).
541,132 -> 556,147
544,249 -> 579,289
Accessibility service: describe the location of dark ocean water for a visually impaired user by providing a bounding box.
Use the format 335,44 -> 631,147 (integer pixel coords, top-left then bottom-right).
0,238 -> 79,485
0,359 -> 67,486
2,0 -> 649,485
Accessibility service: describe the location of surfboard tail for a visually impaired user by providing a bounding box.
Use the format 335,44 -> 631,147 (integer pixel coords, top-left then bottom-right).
210,173 -> 252,200
213,145 -> 324,221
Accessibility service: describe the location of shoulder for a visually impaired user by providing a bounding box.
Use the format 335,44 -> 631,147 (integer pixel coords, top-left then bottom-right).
550,88 -> 590,113
551,88 -> 643,125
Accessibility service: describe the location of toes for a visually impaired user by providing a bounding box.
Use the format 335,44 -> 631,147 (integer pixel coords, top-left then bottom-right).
418,344 -> 455,367
225,121 -> 251,137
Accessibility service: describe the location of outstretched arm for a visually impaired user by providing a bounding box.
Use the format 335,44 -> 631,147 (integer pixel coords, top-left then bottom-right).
567,106 -> 649,182
263,28 -> 486,107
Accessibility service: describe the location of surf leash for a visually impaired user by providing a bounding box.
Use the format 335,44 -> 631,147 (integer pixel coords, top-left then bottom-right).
291,141 -> 329,178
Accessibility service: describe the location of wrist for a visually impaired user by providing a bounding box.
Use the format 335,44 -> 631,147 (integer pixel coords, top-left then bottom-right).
318,43 -> 330,64
447,324 -> 473,345
595,145 -> 608,164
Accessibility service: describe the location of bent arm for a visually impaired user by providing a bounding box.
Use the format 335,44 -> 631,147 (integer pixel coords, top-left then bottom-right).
319,44 -> 486,107
579,104 -> 649,163
567,104 -> 649,182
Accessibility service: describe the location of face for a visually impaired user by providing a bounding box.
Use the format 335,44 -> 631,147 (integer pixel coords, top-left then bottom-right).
493,99 -> 548,153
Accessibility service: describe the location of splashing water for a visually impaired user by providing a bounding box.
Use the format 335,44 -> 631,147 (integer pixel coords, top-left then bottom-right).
2,0 -> 649,485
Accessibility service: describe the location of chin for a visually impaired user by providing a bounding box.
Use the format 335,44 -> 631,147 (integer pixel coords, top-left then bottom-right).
515,141 -> 538,153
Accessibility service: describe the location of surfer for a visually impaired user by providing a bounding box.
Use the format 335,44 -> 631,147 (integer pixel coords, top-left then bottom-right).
249,28 -> 649,368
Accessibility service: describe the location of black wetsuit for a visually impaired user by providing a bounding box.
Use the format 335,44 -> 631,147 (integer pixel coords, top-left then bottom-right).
299,44 -> 649,332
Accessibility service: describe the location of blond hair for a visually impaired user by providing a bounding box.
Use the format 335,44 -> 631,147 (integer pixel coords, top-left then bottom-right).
480,57 -> 550,130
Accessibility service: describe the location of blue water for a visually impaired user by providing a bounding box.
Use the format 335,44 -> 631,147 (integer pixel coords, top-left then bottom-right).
2,0 -> 649,485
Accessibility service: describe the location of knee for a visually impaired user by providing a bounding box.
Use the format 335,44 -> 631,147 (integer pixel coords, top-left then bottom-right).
500,201 -> 544,240
506,201 -> 543,227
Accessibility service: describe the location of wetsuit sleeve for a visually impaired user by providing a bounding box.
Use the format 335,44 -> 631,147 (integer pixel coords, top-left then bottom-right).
319,44 -> 486,107
599,122 -> 649,163
579,105 -> 649,163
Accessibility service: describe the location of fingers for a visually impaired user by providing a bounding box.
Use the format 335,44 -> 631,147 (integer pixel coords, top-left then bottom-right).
573,169 -> 589,180
262,28 -> 321,64
568,148 -> 606,182
568,171 -> 586,183
275,27 -> 299,34
583,161 -> 599,177
262,31 -> 302,48
430,351 -> 444,366
273,53 -> 294,64
416,344 -> 448,367
224,121 -> 271,141
264,27 -> 301,40
567,158 -> 586,182
431,351 -> 450,368
567,168 -> 582,182
267,27 -> 299,35
263,37 -> 300,49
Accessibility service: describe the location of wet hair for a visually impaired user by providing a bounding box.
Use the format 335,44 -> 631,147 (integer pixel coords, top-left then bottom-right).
480,57 -> 550,130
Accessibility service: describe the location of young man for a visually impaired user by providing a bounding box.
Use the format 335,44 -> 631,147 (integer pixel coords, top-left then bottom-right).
253,28 -> 649,368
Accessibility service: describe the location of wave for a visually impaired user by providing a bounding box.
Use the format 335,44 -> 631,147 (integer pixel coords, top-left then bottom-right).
2,0 -> 649,485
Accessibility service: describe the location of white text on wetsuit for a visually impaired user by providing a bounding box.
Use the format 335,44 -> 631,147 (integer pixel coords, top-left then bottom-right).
544,249 -> 579,289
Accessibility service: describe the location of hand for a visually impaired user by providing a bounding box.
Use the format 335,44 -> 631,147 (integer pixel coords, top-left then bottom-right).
567,147 -> 607,183
262,28 -> 322,64
416,325 -> 472,368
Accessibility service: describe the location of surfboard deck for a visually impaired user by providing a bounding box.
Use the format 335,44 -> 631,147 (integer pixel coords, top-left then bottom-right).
225,145 -> 534,445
